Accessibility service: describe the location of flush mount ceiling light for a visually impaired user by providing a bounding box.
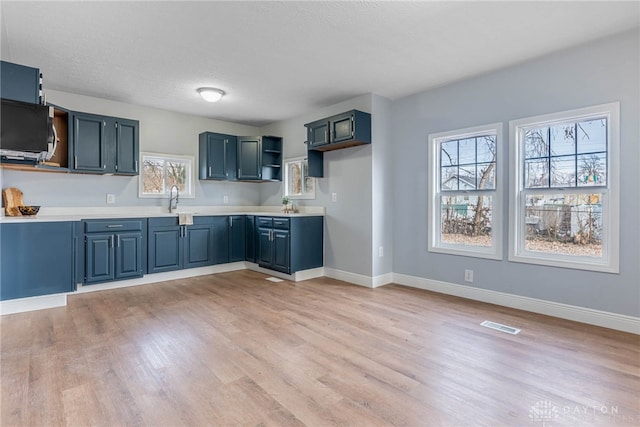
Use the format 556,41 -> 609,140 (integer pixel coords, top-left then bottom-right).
197,87 -> 225,103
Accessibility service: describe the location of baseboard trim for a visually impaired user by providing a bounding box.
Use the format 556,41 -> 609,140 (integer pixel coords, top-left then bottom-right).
392,273 -> 640,335
3,267 -> 637,334
0,292 -> 67,315
372,273 -> 394,288
324,268 -> 394,289
324,268 -> 374,288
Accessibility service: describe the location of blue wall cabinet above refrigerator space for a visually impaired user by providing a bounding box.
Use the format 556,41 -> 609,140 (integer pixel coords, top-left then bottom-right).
83,219 -> 146,284
71,112 -> 139,175
0,221 -> 75,301
0,60 -> 42,104
305,110 -> 371,152
199,132 -> 237,180
305,110 -> 371,178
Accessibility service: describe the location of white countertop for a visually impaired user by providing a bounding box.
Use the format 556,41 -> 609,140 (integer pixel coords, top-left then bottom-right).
0,205 -> 325,223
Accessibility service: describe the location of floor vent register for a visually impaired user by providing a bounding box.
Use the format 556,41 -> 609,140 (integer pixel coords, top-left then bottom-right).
480,320 -> 521,335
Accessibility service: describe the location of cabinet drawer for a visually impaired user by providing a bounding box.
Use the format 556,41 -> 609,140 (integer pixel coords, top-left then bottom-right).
148,217 -> 178,228
257,217 -> 273,228
273,218 -> 290,230
85,219 -> 143,233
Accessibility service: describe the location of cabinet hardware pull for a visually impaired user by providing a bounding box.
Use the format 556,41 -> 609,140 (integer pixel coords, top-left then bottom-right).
109,235 -> 113,247
135,160 -> 138,172
74,156 -> 78,169
324,130 -> 327,143
230,217 -> 233,228
107,224 -> 124,228
209,166 -> 212,176
117,235 -> 120,247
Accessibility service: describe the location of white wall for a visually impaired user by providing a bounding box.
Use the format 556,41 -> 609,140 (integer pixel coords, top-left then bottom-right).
391,29 -> 640,317
1,89 -> 262,207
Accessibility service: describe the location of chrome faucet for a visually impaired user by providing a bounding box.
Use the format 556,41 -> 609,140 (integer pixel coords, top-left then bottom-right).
169,184 -> 179,213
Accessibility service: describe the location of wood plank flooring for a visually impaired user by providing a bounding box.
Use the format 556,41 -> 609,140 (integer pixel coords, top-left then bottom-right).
2,270 -> 639,426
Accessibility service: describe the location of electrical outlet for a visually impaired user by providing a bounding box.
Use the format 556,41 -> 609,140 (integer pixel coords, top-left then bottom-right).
332,192 -> 337,202
223,195 -> 229,204
106,193 -> 115,204
378,246 -> 384,257
464,269 -> 474,283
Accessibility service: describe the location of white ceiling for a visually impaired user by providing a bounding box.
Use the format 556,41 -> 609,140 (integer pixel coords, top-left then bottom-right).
1,1 -> 638,126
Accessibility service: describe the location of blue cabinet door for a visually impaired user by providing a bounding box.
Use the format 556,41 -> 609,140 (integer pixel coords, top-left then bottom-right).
115,119 -> 139,175
228,215 -> 245,262
0,222 -> 74,300
272,229 -> 290,273
211,217 -> 229,265
245,216 -> 256,262
0,60 -> 40,104
199,133 -> 238,180
148,226 -> 182,273
85,234 -> 115,283
115,232 -> 143,279
257,227 -> 272,266
237,137 -> 261,180
307,121 -> 329,149
184,224 -> 214,268
73,112 -> 107,172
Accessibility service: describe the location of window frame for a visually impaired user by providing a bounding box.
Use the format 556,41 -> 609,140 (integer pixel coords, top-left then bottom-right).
283,156 -> 316,200
138,152 -> 195,199
508,102 -> 620,273
428,122 -> 503,260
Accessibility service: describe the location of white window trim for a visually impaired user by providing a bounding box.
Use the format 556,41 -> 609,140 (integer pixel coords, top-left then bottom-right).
138,152 -> 196,199
508,102 -> 620,273
428,122 -> 503,260
283,156 -> 316,200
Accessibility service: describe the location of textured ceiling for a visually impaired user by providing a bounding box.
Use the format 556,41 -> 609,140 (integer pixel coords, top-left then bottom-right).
1,1 -> 638,126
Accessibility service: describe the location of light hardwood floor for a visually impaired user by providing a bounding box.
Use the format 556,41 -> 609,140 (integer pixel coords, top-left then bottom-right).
1,270 -> 639,426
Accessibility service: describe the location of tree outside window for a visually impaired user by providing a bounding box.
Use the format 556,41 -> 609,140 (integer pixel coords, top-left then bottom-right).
284,157 -> 315,199
139,153 -> 194,198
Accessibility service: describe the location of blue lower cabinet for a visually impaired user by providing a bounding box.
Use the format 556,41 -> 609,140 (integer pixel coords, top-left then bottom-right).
229,215 -> 245,262
0,221 -> 75,300
184,222 -> 215,268
256,216 -> 323,274
83,219 -> 145,284
245,215 -> 256,262
148,216 -> 219,273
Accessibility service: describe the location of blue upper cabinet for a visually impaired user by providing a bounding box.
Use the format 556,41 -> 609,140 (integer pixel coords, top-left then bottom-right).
306,110 -> 371,152
114,118 -> 139,174
0,60 -> 42,104
237,136 -> 262,180
72,112 -> 107,172
71,112 -> 139,175
305,109 -> 371,178
306,120 -> 330,149
198,132 -> 237,180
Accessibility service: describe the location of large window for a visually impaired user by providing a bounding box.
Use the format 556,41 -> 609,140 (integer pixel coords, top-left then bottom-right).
509,103 -> 619,272
428,123 -> 503,259
283,157 -> 315,199
139,153 -> 195,198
